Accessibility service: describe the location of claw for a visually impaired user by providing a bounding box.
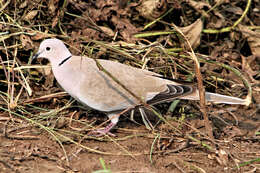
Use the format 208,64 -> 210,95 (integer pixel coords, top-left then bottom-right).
88,122 -> 116,137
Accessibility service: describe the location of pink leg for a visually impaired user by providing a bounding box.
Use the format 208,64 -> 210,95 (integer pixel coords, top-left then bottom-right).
88,122 -> 116,137
88,113 -> 119,137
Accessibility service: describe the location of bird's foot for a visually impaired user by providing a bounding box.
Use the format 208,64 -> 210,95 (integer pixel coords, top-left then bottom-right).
88,122 -> 116,137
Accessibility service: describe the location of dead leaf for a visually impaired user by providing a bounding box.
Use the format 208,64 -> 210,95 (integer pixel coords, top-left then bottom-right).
20,34 -> 34,50
52,11 -> 60,28
30,31 -> 50,41
81,28 -> 100,40
40,64 -> 54,89
239,25 -> 260,59
241,55 -> 258,82
43,65 -> 52,76
19,1 -> 27,9
225,6 -> 243,15
179,18 -> 203,49
215,149 -> 229,166
48,0 -> 56,15
99,26 -> 115,37
214,0 -> 230,6
137,0 -> 168,20
96,0 -> 115,9
186,0 -> 211,18
207,11 -> 225,29
223,125 -> 244,139
119,0 -> 129,9
111,16 -> 139,42
23,10 -> 38,21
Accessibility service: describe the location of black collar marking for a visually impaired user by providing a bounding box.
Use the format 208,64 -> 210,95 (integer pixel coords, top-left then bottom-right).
58,55 -> 72,66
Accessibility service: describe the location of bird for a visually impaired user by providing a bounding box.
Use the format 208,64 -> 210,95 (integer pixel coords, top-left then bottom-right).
33,38 -> 248,136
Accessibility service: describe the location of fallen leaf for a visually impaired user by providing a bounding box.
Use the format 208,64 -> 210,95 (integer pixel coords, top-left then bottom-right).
19,1 -> 27,9
225,6 -> 243,15
241,55 -> 258,82
52,10 -> 60,28
223,125 -> 244,139
99,26 -> 115,37
207,11 -> 225,29
239,25 -> 260,59
20,34 -> 34,50
137,0 -> 168,20
30,31 -> 50,40
215,149 -> 229,166
186,0 -> 211,17
111,16 -> 139,42
23,10 -> 38,21
180,18 -> 203,49
48,0 -> 56,15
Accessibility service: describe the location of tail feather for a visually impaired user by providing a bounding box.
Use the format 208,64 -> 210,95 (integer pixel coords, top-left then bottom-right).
180,90 -> 248,105
205,92 -> 246,105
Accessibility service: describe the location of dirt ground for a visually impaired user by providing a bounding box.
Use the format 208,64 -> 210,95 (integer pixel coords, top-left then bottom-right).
0,0 -> 260,173
0,104 -> 259,173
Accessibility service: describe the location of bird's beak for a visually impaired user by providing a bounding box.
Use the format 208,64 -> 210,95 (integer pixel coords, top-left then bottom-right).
32,50 -> 43,60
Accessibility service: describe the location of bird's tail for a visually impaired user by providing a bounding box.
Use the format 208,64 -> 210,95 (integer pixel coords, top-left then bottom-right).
205,92 -> 247,105
180,90 -> 249,105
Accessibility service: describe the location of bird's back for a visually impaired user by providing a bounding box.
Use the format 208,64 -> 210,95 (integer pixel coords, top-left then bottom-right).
52,56 -> 169,112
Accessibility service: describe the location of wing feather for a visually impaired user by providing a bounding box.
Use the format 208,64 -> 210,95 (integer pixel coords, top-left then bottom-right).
147,84 -> 194,105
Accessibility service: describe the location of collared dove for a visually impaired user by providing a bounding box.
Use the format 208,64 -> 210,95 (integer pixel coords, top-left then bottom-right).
33,38 -> 247,135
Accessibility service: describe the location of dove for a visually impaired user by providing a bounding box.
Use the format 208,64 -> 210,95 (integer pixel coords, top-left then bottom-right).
33,38 -> 248,136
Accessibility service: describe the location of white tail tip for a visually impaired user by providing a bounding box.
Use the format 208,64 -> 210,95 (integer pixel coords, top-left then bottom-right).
205,92 -> 250,106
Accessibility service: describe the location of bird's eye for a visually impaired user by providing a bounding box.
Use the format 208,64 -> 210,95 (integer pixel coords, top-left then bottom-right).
46,47 -> 51,51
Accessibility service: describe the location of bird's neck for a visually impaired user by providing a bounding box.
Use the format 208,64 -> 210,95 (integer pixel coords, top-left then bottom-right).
58,55 -> 72,66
